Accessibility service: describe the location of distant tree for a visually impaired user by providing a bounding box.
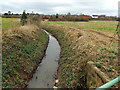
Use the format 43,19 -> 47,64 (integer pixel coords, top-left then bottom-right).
27,13 -> 30,15
65,12 -> 72,21
4,13 -> 8,15
67,12 -> 71,15
117,17 -> 120,21
21,10 -> 27,26
15,13 -> 19,15
56,13 -> 59,18
8,11 -> 11,15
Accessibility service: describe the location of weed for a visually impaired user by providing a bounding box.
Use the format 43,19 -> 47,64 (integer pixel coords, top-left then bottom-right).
95,63 -> 102,68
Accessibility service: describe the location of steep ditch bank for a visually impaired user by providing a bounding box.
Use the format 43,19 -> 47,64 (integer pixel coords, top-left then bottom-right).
2,25 -> 49,88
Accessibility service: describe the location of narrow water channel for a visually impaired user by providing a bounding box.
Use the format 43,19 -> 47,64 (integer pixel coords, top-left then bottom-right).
27,30 -> 61,88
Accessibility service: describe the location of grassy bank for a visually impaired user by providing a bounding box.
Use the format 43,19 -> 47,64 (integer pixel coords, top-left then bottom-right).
2,19 -> 49,88
41,21 -> 118,88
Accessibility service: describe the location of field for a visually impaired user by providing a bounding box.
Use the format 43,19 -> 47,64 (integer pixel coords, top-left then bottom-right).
42,21 -> 119,88
2,18 -> 20,30
45,21 -> 118,33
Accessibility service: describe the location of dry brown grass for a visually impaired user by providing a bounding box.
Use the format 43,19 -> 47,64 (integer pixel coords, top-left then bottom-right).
49,23 -> 118,49
3,24 -> 39,37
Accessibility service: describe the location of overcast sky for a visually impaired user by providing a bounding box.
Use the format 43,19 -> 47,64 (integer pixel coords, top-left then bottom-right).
0,0 -> 120,16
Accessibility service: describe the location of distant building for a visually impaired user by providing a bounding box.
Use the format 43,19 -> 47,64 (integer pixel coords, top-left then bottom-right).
98,15 -> 106,19
82,15 -> 91,19
91,14 -> 117,21
58,15 -> 65,19
92,15 -> 99,19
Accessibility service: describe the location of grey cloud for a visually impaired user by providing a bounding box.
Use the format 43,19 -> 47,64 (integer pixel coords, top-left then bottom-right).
1,0 -> 119,16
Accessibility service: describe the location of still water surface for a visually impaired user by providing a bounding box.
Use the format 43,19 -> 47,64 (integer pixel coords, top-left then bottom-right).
27,30 -> 60,88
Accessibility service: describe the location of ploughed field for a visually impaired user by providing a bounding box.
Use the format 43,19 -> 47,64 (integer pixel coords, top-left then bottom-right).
42,21 -> 119,88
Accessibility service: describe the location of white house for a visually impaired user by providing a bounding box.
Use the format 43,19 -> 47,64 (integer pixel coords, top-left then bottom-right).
92,15 -> 99,19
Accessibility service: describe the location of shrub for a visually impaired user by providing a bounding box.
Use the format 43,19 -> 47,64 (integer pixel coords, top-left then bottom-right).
20,10 -> 27,26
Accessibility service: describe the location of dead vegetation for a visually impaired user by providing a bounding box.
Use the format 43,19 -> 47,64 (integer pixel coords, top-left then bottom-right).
3,24 -> 39,37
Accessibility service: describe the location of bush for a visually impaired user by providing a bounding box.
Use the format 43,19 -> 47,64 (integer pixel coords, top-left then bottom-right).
20,10 -> 27,26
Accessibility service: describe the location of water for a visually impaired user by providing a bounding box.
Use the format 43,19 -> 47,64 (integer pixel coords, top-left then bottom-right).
27,30 -> 61,88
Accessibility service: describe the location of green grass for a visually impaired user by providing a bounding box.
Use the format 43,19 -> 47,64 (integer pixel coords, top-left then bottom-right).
45,21 -> 118,33
2,18 -> 20,30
